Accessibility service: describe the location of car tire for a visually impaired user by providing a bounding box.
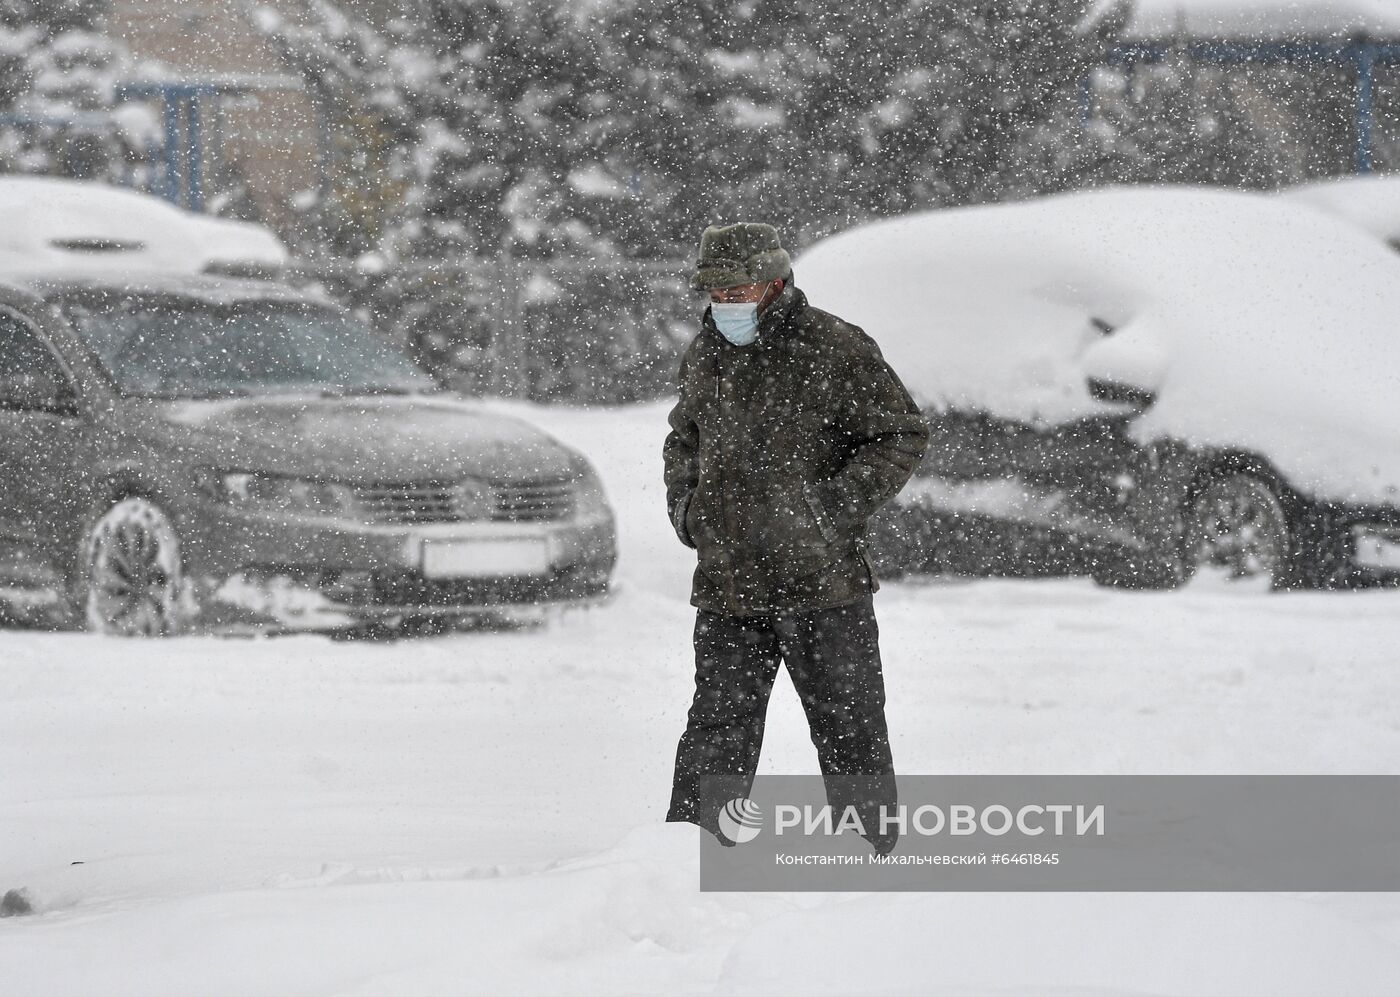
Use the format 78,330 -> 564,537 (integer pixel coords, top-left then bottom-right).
1092,472 -> 1293,591
71,496 -> 195,636
1183,472 -> 1293,589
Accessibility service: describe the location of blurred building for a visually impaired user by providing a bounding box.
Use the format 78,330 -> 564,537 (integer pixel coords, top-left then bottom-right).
1093,0 -> 1400,174
103,0 -> 333,232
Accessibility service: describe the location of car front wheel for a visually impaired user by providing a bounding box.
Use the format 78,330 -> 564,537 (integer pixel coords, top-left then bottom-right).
1184,473 -> 1291,589
1092,472 -> 1294,591
78,497 -> 192,636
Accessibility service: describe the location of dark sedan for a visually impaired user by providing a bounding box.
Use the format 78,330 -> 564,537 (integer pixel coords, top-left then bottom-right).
0,272 -> 617,634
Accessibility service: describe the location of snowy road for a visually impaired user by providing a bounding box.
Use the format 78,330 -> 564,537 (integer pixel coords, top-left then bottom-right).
3,402 -> 1400,995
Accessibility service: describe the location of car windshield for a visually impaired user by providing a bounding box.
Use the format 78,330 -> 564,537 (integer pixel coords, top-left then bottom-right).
62,295 -> 440,399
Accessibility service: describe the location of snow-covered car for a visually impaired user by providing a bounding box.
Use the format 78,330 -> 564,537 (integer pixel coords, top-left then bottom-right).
800,186 -> 1400,589
0,272 -> 617,634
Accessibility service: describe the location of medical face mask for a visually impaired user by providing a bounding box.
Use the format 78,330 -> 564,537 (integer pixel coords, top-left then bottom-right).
709,283 -> 772,346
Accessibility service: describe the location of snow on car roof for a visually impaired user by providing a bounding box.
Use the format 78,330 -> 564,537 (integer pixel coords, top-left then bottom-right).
1087,0 -> 1400,40
797,185 -> 1400,506
0,177 -> 288,276
1278,174 -> 1400,245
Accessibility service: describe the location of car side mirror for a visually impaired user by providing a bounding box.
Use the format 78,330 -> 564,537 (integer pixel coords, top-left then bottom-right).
0,372 -> 78,415
1087,377 -> 1157,412
1080,319 -> 1166,414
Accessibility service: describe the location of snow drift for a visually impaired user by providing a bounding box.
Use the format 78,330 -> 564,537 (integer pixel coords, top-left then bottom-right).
798,186 -> 1400,506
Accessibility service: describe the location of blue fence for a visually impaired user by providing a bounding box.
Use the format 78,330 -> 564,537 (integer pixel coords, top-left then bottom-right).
1092,39 -> 1400,173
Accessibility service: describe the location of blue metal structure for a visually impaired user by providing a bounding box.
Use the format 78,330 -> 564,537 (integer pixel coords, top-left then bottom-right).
0,78 -> 310,211
114,82 -> 222,210
114,80 -> 316,212
1099,39 -> 1400,173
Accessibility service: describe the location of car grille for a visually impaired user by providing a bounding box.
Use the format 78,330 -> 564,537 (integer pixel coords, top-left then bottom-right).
353,478 -> 575,524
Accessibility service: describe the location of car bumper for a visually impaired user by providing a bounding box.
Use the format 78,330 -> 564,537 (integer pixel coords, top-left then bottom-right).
1351,525 -> 1400,575
182,504 -> 617,625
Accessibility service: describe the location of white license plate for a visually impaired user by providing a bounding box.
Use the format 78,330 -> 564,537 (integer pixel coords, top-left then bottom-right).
421,538 -> 550,579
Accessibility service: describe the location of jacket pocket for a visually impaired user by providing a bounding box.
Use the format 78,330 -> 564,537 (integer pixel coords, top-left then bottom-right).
673,491 -> 697,549
689,489 -> 736,592
801,482 -> 842,544
754,485 -> 837,562
686,483 -> 723,556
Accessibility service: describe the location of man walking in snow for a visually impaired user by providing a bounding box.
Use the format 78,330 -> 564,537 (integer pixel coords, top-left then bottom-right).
663,222 -> 929,854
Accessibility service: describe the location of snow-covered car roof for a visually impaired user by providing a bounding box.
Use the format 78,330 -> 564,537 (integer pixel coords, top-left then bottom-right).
0,177 -> 288,277
797,185 -> 1400,506
1277,175 -> 1400,247
1087,0 -> 1400,40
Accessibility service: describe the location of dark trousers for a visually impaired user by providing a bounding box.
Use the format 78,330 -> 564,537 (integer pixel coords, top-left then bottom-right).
666,593 -> 897,847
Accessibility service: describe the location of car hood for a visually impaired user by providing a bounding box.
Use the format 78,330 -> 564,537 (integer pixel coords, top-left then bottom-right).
131,393 -> 579,482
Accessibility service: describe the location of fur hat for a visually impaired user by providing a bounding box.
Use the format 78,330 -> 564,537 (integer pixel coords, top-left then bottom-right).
690,222 -> 793,289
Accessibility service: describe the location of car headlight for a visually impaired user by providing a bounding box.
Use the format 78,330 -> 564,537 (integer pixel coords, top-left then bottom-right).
569,459 -> 611,519
195,470 -> 357,518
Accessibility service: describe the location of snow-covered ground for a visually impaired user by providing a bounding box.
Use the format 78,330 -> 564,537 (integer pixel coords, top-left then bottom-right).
4,400 -> 1400,995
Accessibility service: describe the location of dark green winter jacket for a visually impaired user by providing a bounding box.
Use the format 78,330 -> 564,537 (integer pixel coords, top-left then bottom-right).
663,283 -> 929,616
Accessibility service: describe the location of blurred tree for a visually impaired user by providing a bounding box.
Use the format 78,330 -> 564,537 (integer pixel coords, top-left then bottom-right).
255,0 -> 419,258
0,0 -> 143,180
265,0 -> 1114,260
1052,45 -> 1307,190
264,0 -> 1374,261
